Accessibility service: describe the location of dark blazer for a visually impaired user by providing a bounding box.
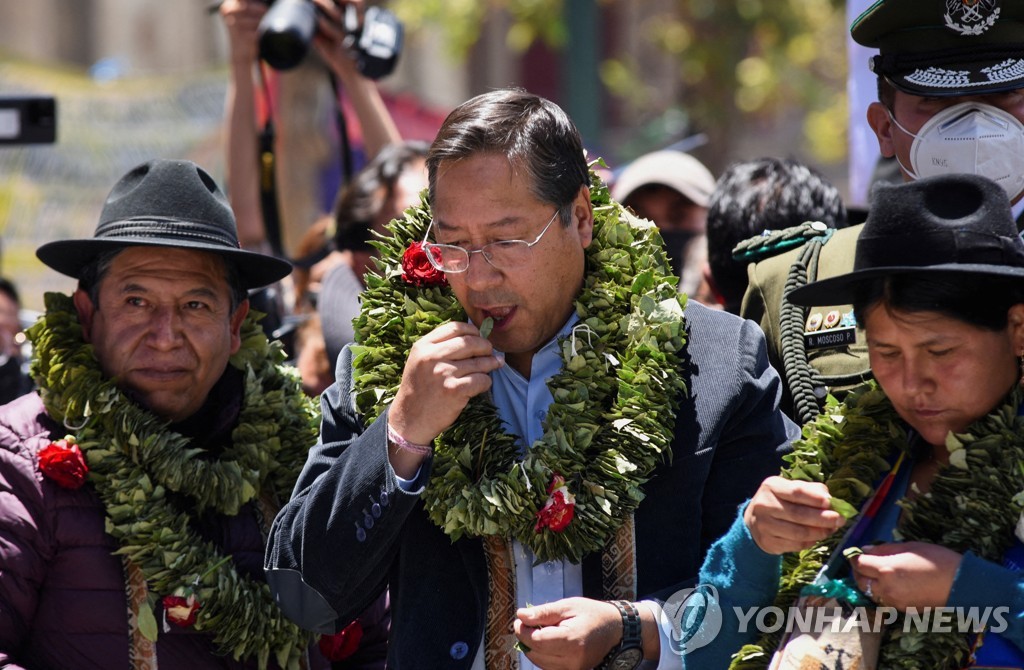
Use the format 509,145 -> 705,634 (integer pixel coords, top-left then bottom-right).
265,301 -> 797,668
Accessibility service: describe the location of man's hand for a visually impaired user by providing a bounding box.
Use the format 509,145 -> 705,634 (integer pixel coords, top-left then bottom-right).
387,321 -> 502,477
850,541 -> 963,610
514,598 -> 622,670
744,476 -> 846,554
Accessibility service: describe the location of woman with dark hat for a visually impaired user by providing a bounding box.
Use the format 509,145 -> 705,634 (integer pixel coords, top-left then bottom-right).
686,173 -> 1024,669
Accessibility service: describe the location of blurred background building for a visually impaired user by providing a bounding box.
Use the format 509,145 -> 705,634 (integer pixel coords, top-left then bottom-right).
0,0 -> 858,311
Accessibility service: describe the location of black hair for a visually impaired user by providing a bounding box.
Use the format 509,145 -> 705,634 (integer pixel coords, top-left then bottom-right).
852,273 -> 1024,331
707,157 -> 847,312
877,76 -> 896,111
77,248 -> 248,312
0,277 -> 20,307
332,140 -> 430,251
426,88 -> 590,227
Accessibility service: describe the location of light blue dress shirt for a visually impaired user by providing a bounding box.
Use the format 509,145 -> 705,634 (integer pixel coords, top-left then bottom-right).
399,315 -> 675,669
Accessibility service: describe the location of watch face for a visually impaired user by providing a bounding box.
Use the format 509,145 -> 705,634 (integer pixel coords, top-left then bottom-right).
609,647 -> 643,670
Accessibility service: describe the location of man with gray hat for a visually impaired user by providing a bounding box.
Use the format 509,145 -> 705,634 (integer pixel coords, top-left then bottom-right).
0,159 -> 344,668
740,0 -> 1024,424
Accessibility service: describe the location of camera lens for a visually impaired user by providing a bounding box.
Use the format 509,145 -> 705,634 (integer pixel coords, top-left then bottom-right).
257,0 -> 318,70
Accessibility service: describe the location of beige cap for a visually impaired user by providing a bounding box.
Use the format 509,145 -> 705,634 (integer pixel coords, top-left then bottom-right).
611,150 -> 716,208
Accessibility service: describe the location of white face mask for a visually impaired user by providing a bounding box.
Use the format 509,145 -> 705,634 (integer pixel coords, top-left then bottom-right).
889,101 -> 1024,202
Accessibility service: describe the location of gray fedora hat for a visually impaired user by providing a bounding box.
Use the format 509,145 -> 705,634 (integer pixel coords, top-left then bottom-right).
37,159 -> 291,289
788,173 -> 1024,306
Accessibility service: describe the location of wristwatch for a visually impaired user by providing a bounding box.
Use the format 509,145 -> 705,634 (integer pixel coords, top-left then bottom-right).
598,600 -> 643,670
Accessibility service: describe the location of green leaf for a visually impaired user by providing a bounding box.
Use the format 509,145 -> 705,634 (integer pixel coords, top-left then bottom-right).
479,317 -> 494,339
949,448 -> 969,470
138,602 -> 159,642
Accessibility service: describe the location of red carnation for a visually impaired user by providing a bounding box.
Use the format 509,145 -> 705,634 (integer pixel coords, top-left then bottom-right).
162,592 -> 201,628
534,474 -> 576,533
401,241 -> 448,287
319,619 -> 364,661
38,437 -> 88,490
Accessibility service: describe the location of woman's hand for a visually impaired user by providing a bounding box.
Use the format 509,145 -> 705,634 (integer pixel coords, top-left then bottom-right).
850,542 -> 963,610
744,476 -> 846,554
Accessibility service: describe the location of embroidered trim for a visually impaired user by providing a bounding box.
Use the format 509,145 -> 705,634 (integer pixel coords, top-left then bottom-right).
904,58 -> 1024,90
944,2 -> 1000,36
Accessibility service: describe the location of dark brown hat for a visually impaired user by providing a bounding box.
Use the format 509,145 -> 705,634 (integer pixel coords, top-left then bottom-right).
37,159 -> 291,289
788,173 -> 1024,306
852,0 -> 1024,97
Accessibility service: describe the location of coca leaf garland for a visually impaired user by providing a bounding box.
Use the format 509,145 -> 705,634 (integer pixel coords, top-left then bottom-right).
729,382 -> 1024,670
28,292 -> 319,670
351,163 -> 688,563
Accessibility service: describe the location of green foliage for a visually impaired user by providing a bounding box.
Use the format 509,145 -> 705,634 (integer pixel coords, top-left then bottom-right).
388,0 -> 847,163
730,382 -> 1024,670
351,166 -> 688,563
391,0 -> 566,55
29,294 -> 318,668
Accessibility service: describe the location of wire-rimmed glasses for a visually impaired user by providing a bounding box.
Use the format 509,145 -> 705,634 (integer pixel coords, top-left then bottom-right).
421,209 -> 560,273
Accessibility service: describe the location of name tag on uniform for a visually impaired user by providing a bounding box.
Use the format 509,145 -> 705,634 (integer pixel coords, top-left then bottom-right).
804,310 -> 857,351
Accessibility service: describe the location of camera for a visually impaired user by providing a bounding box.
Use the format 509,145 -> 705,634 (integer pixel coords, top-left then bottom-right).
258,0 -> 403,78
0,96 -> 56,145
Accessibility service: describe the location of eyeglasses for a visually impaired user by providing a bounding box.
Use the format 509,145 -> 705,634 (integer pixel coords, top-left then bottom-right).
422,209 -> 560,273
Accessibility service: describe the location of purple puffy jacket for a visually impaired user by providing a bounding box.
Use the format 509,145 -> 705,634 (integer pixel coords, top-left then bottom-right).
0,393 -> 345,669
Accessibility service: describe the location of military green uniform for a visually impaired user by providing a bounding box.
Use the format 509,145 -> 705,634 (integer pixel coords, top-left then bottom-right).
743,210 -> 1024,425
739,224 -> 870,425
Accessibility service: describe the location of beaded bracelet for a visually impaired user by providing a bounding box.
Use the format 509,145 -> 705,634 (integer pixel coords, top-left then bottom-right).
386,423 -> 433,456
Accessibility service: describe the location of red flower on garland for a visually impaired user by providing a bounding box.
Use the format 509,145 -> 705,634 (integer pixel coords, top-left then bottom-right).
38,436 -> 88,489
163,592 -> 201,628
319,619 -> 364,661
401,241 -> 448,288
534,474 -> 576,533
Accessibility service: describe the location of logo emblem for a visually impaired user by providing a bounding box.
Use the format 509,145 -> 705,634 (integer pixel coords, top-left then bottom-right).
945,0 -> 1000,36
661,584 -> 723,656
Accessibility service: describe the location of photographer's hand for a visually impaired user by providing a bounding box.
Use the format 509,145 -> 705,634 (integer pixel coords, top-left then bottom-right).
310,0 -> 400,158
220,0 -> 271,251
220,0 -> 267,65
310,0 -> 361,78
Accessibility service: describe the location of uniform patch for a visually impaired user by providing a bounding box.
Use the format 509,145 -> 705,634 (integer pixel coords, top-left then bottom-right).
805,311 -> 856,351
805,327 -> 857,351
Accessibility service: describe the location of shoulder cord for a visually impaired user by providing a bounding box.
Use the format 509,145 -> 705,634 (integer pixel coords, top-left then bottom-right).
780,238 -> 826,425
731,221 -> 831,264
